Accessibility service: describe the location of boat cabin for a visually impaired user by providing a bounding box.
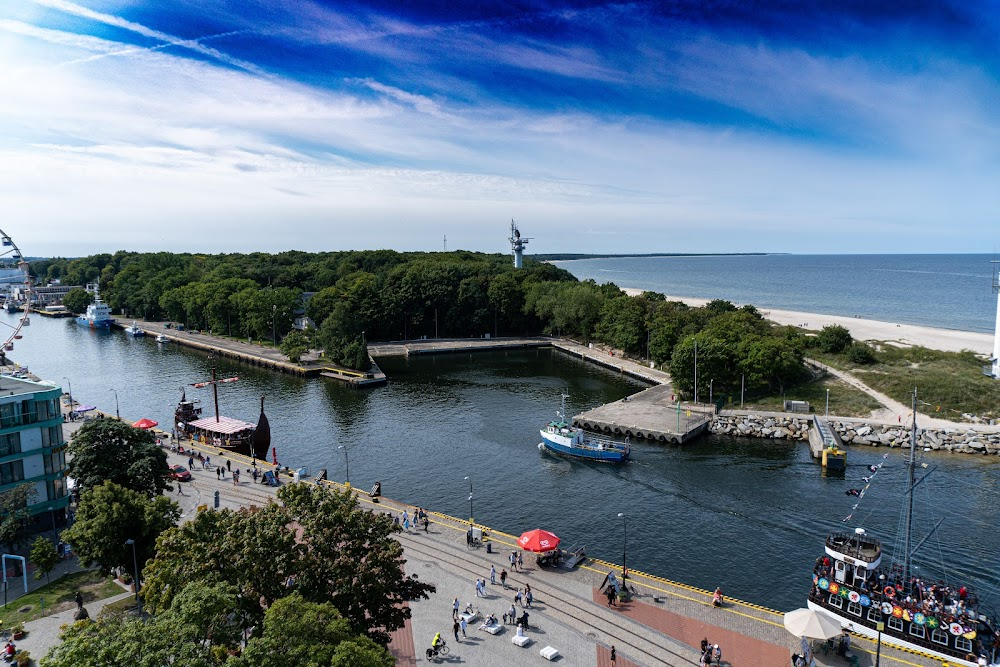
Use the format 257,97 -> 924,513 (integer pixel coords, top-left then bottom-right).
184,415 -> 255,450
825,528 -> 882,588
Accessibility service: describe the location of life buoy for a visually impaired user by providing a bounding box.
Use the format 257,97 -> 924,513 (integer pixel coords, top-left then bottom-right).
880,602 -> 893,615
884,586 -> 895,598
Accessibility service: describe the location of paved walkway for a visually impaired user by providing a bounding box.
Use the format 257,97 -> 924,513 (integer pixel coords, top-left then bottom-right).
18,590 -> 133,658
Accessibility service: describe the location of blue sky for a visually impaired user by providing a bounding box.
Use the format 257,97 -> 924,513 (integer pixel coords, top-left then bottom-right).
1,1 -> 998,256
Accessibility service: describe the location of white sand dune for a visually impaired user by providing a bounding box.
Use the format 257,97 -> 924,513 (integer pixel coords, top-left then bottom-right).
621,288 -> 994,356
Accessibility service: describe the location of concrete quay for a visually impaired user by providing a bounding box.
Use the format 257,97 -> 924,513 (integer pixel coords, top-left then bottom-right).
52,410 -> 945,667
113,319 -> 387,386
573,385 -> 713,444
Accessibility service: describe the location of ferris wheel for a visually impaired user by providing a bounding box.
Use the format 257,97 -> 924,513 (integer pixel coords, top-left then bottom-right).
0,228 -> 32,357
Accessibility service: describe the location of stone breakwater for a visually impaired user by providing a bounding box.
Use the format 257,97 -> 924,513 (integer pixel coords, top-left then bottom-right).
710,414 -> 1000,455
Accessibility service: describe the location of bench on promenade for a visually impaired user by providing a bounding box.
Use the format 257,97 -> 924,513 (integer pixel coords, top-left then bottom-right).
540,646 -> 560,660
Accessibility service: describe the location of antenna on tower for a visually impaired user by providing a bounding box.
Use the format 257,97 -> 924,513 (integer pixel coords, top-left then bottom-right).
443,235 -> 447,252
509,220 -> 532,269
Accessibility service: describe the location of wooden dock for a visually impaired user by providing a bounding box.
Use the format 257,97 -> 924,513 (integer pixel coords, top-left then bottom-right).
573,384 -> 713,443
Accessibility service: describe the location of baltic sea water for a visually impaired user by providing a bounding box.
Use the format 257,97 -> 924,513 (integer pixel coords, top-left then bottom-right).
554,254 -> 999,333
7,312 -> 999,611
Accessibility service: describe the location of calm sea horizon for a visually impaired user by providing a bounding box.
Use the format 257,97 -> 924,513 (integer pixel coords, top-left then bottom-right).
552,253 -> 999,334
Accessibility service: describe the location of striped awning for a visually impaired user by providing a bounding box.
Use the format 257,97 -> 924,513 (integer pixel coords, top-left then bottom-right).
188,416 -> 255,435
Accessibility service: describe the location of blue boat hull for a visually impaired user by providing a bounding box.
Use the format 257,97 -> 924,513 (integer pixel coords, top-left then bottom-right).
539,433 -> 628,462
75,317 -> 112,328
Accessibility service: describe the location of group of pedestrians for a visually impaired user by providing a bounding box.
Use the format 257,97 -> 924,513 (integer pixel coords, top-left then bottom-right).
509,550 -> 524,571
699,638 -> 722,666
398,508 -> 430,532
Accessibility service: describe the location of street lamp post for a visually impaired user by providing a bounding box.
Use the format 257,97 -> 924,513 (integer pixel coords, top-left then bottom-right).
124,538 -> 141,611
464,476 -> 473,523
617,512 -> 627,579
109,388 -> 120,419
875,617 -> 884,667
338,444 -> 350,486
826,389 -> 830,418
62,376 -> 73,413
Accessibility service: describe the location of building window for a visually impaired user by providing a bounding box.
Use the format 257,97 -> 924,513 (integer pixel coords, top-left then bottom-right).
847,602 -> 862,616
0,460 -> 25,486
931,629 -> 949,646
887,617 -> 903,632
956,637 -> 972,653
828,594 -> 843,609
0,432 -> 20,457
867,609 -> 881,623
21,399 -> 38,424
0,402 -> 17,429
909,624 -> 925,639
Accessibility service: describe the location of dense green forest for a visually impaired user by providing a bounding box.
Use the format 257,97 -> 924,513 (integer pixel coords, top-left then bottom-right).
32,251 -> 810,395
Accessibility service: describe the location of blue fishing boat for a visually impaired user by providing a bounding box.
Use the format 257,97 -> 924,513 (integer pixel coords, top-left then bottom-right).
538,393 -> 630,463
75,280 -> 113,329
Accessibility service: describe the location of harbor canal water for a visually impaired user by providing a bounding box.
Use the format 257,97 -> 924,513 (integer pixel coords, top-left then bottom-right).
6,312 -> 1000,612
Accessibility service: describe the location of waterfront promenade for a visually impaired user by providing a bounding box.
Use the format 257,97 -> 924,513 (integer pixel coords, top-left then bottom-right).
51,411 -> 949,667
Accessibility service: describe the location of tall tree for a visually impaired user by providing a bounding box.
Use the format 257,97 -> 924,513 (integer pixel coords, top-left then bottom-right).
67,419 -> 171,497
278,484 -> 434,644
61,481 -> 179,576
0,483 -> 36,552
30,537 -> 60,584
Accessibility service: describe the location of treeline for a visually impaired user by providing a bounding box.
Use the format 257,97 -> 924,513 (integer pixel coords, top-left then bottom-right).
32,252 -> 812,393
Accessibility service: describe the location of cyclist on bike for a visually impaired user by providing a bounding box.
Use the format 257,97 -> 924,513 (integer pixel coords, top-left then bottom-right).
432,632 -> 444,650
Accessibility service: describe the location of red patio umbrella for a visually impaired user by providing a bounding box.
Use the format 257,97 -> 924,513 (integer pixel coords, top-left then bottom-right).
517,528 -> 560,553
132,418 -> 158,429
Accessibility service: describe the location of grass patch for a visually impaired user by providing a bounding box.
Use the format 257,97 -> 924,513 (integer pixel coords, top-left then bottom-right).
739,375 -> 883,417
810,345 -> 999,421
97,596 -> 140,619
0,570 -> 123,628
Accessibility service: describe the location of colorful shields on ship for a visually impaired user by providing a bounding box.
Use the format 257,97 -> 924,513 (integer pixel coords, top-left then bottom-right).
132,418 -> 158,429
517,529 -> 560,553
783,608 -> 844,640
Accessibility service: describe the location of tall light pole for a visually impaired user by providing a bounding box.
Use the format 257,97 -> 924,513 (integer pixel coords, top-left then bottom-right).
617,512 -> 628,578
338,444 -> 350,486
464,476 -> 473,523
109,388 -> 120,419
693,340 -> 699,403
272,304 -> 277,346
826,388 -> 830,418
62,376 -> 73,413
124,538 -> 141,611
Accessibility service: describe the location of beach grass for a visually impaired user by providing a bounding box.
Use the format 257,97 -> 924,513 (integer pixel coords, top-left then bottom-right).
738,376 -> 883,417
812,345 -> 1000,421
0,570 -> 123,628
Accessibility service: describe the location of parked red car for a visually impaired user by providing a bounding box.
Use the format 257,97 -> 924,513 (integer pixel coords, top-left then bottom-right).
168,464 -> 191,481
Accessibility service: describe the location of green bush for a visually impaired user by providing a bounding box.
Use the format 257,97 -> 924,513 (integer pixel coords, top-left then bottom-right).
817,325 -> 853,353
847,343 -> 877,365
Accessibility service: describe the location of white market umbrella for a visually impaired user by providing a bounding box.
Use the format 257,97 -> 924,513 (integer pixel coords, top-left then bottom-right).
783,608 -> 843,640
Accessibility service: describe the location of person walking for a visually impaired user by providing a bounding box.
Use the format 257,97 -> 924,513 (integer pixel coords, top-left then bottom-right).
216,467 -> 221,480
452,597 -> 460,620
507,603 -> 516,625
500,568 -> 508,589
205,455 -> 211,469
403,515 -> 410,531
452,619 -> 460,642
490,565 -> 496,585
176,481 -> 184,495
75,591 -> 83,609
226,459 -> 231,472
515,589 -> 523,606
459,616 -> 467,638
517,552 -> 523,570
188,456 -> 194,469
610,645 -> 617,667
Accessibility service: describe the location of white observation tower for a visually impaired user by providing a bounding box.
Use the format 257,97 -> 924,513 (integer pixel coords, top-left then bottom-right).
509,220 -> 531,269
990,260 -> 1000,379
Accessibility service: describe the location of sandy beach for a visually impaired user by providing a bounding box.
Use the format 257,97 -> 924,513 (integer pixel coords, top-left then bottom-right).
621,288 -> 994,355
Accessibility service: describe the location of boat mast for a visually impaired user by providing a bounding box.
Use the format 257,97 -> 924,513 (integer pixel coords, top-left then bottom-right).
560,392 -> 569,421
903,388 -> 917,584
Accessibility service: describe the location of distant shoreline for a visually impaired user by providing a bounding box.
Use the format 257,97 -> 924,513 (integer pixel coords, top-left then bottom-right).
620,287 -> 994,355
536,252 -> 781,261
